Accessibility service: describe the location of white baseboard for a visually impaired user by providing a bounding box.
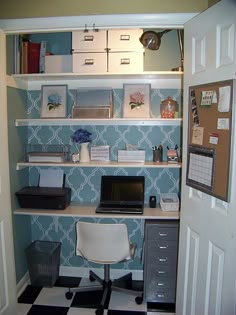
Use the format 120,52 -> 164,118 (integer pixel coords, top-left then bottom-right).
60,266 -> 143,281
16,272 -> 30,297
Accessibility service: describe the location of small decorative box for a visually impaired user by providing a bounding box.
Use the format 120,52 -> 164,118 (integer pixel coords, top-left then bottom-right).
117,150 -> 145,163
90,145 -> 110,161
160,193 -> 179,211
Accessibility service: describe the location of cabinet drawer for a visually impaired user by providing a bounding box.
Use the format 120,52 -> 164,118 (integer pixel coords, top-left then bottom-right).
146,288 -> 176,303
108,29 -> 143,51
145,263 -> 177,278
72,52 -> 107,73
148,277 -> 176,290
72,30 -> 107,52
108,52 -> 143,73
148,239 -> 178,253
147,226 -> 179,241
146,251 -> 178,266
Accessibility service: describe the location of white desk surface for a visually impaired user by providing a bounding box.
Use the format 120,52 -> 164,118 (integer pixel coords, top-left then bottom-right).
14,203 -> 180,220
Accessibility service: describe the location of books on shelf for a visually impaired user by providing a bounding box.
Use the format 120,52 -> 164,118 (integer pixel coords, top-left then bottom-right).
15,36 -> 47,74
28,42 -> 41,73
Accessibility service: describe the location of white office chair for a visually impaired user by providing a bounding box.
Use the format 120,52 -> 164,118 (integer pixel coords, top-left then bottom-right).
65,221 -> 142,315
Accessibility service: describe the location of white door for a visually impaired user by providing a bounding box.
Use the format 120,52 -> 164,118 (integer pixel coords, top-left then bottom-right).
0,30 -> 17,315
176,1 -> 236,315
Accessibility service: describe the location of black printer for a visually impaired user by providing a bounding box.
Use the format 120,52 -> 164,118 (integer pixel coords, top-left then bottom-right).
16,186 -> 71,210
15,169 -> 71,210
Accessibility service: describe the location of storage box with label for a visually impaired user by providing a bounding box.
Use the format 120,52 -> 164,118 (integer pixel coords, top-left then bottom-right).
72,52 -> 107,73
118,150 -> 145,163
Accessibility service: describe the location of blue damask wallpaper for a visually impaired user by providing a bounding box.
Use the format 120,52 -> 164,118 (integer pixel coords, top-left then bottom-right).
26,87 -> 181,272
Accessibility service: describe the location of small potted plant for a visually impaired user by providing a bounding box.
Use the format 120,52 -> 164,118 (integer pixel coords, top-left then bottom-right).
72,128 -> 92,162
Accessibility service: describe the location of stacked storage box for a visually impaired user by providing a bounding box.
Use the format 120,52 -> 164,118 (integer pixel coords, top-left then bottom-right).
72,29 -> 144,73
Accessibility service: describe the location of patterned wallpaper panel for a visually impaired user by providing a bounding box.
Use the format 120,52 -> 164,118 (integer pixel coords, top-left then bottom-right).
27,88 -> 182,119
28,87 -> 182,271
31,216 -> 145,270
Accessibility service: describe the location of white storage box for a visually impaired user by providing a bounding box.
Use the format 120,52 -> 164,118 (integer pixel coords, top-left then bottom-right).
91,146 -> 110,161
108,52 -> 143,73
107,29 -> 143,51
160,193 -> 179,211
45,55 -> 72,73
118,150 -> 145,163
73,52 -> 107,73
72,30 -> 107,52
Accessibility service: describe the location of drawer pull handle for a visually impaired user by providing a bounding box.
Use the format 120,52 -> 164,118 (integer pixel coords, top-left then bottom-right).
84,59 -> 94,65
157,294 -> 165,298
84,35 -> 94,41
158,271 -> 166,274
120,35 -> 130,41
159,258 -> 168,262
157,283 -> 164,286
120,58 -> 130,65
159,245 -> 168,249
159,232 -> 168,236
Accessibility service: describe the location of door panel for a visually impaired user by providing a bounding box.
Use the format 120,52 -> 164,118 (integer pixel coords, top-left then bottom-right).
177,1 -> 236,314
216,23 -> 234,68
0,30 -> 17,315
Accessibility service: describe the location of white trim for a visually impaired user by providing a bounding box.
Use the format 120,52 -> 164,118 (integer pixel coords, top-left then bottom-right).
9,74 -> 182,91
0,13 -> 197,34
59,266 -> 143,281
16,272 -> 30,297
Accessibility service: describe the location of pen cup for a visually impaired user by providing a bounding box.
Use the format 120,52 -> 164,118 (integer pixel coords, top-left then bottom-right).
153,150 -> 158,162
153,149 -> 163,162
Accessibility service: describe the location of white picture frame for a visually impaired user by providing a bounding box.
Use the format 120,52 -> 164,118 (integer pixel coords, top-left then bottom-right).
123,84 -> 151,118
41,85 -> 67,118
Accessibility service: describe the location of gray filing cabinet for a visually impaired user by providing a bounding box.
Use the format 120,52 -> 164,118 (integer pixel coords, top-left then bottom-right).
144,219 -> 179,304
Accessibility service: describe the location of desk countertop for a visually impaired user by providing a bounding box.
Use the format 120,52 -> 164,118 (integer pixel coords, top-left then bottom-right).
14,203 -> 180,220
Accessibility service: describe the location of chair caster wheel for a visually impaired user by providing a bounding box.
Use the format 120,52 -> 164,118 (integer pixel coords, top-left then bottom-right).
89,274 -> 96,281
65,291 -> 73,300
135,296 -> 143,305
95,307 -> 104,315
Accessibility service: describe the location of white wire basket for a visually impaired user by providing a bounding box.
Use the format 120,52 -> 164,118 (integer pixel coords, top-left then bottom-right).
160,193 -> 179,211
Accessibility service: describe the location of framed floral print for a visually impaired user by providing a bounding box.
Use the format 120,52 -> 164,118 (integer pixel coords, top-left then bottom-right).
123,84 -> 151,118
41,85 -> 67,118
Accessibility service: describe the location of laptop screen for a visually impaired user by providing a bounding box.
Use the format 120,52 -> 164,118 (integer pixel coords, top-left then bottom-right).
100,175 -> 145,205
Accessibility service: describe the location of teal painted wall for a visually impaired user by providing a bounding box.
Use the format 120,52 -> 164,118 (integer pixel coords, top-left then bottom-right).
25,87 -> 181,271
7,87 -> 32,282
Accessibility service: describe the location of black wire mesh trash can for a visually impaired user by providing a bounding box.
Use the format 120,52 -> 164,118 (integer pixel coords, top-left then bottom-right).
25,240 -> 61,287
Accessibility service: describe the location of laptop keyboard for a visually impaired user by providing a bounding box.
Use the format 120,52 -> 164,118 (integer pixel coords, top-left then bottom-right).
96,204 -> 143,214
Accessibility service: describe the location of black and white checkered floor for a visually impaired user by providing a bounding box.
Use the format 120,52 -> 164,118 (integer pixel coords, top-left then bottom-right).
17,276 -> 175,315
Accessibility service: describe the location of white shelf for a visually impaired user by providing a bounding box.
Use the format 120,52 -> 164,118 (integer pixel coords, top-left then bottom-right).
15,117 -> 182,127
16,160 -> 182,171
14,204 -> 180,220
12,71 -> 183,82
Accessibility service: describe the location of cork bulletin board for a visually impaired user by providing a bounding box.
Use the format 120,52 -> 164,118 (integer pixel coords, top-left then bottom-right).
186,80 -> 233,201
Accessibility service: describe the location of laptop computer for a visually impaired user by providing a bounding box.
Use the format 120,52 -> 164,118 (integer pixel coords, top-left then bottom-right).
96,175 -> 145,214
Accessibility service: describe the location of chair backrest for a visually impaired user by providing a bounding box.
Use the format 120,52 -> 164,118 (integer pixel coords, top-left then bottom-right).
76,221 -> 131,264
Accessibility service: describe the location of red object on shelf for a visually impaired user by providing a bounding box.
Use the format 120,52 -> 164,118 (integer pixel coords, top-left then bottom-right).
28,42 -> 40,73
